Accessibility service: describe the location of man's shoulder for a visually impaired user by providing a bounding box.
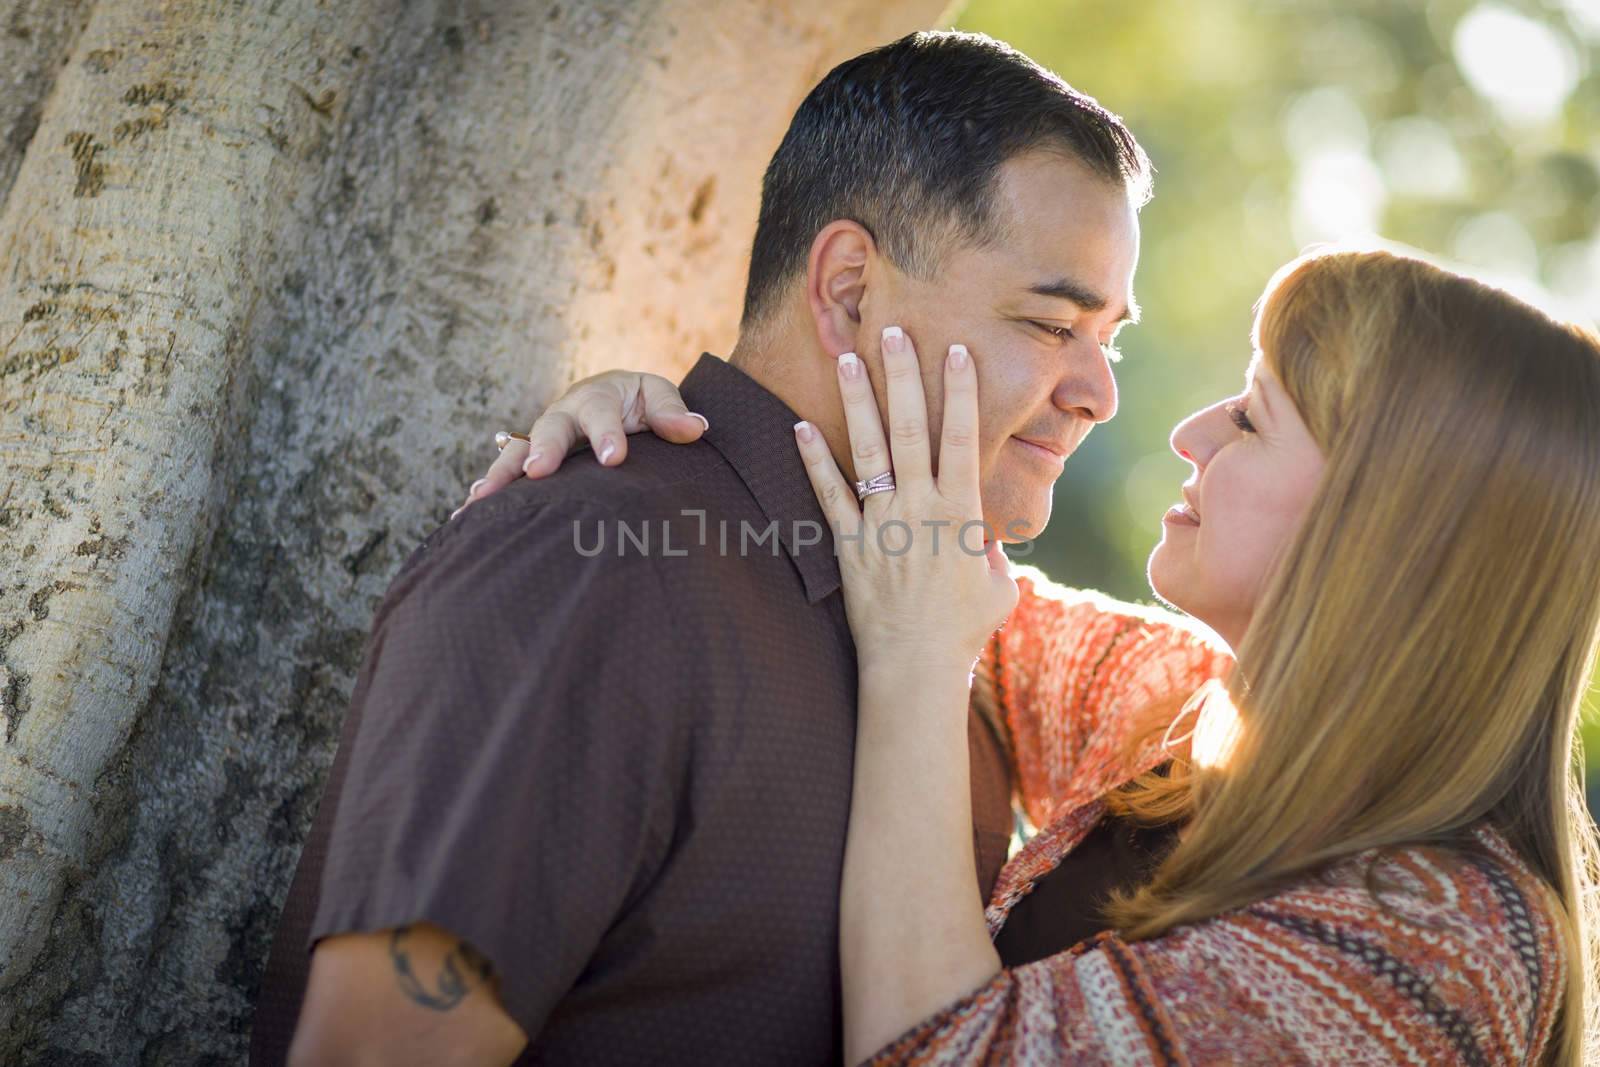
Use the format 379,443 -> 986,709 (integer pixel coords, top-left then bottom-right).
384,436 -> 750,616
472,433 -> 738,524
455,436 -> 754,552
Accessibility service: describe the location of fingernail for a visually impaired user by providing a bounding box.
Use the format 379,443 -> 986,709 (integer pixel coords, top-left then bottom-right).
686,411 -> 710,432
882,326 -> 904,354
468,478 -> 488,498
522,453 -> 543,475
838,352 -> 861,380
598,437 -> 616,464
794,420 -> 815,443
948,344 -> 969,370
450,506 -> 465,521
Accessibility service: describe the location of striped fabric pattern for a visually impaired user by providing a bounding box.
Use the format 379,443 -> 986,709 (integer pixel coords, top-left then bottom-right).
870,565 -> 1567,1065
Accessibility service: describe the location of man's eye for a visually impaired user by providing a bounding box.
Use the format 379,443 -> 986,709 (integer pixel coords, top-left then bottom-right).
1029,321 -> 1123,363
1030,321 -> 1074,341
1225,401 -> 1256,434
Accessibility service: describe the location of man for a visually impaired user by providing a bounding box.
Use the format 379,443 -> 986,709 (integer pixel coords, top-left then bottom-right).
251,29 -> 1146,1065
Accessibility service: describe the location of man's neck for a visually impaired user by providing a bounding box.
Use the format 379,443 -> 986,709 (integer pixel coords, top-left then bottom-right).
729,336 -> 859,484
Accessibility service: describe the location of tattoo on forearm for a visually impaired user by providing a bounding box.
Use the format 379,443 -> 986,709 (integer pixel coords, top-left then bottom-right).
388,925 -> 496,1011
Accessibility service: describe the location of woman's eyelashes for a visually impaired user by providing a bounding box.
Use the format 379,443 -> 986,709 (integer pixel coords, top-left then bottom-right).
1224,400 -> 1256,433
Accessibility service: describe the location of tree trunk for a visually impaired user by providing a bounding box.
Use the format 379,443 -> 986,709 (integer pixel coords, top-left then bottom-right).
0,1 -> 950,1060
0,1 -> 95,203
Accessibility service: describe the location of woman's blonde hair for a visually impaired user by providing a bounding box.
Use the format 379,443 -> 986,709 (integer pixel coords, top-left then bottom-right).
1098,248 -> 1600,1066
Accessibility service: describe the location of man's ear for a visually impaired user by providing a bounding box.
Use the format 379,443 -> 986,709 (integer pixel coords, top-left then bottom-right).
804,220 -> 876,357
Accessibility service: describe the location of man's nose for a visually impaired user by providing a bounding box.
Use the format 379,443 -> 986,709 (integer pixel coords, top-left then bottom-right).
1054,341 -> 1118,423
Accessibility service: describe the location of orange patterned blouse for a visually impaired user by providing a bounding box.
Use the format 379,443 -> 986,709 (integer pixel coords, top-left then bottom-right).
869,564 -> 1567,1066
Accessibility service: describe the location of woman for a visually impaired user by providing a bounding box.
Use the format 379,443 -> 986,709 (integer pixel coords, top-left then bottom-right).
458,249 -> 1600,1064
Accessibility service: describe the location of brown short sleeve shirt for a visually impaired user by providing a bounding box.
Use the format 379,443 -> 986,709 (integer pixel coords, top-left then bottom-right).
250,354 -> 1014,1065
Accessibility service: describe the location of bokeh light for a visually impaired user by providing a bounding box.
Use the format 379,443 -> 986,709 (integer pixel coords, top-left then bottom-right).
1453,4 -> 1580,124
1560,0 -> 1600,40
1376,116 -> 1468,198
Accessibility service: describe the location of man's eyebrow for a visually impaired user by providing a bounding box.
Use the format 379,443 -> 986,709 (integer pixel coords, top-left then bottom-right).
1026,277 -> 1140,325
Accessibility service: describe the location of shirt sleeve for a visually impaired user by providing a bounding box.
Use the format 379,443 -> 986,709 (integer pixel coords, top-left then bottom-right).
309,496 -> 691,1041
865,846 -> 1560,1066
974,564 -> 1234,830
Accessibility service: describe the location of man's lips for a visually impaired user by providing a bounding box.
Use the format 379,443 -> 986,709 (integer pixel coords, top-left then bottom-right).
1012,435 -> 1070,464
1014,434 -> 1069,458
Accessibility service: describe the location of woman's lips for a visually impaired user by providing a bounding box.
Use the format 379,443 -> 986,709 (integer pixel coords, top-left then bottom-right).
1163,502 -> 1201,527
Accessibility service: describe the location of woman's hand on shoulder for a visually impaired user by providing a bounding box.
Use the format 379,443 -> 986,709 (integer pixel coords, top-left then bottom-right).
452,370 -> 708,519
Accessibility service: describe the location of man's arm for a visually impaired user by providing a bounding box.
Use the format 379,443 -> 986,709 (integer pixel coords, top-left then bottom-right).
289,494 -> 691,1057
290,923 -> 526,1066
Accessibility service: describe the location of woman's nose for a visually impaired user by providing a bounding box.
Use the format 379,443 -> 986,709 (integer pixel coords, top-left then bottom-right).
1171,399 -> 1234,466
1171,415 -> 1203,466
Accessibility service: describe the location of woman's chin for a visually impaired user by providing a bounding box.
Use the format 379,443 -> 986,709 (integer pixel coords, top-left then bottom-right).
1145,550 -> 1242,650
1146,541 -> 1192,614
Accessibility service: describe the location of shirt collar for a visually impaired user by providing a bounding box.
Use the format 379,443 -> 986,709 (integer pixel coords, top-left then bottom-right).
680,353 -> 842,604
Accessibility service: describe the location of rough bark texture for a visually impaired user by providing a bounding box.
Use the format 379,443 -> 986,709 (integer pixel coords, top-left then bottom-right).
0,1 -> 950,1061
0,1 -> 95,204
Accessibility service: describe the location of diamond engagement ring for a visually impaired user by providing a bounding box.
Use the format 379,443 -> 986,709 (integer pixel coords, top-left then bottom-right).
495,431 -> 531,451
854,470 -> 896,501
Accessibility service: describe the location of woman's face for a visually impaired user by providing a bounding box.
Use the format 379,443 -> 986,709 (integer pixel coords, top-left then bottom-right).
1147,356 -> 1326,648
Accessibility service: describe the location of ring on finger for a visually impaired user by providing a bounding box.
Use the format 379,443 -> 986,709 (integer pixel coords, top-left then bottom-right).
854,469 -> 896,501
495,430 -> 532,451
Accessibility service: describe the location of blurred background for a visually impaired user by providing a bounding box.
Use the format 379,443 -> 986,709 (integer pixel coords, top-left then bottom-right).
952,0 -> 1600,814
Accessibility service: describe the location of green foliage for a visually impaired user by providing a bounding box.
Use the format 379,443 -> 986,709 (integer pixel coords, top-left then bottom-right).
953,0 -> 1600,797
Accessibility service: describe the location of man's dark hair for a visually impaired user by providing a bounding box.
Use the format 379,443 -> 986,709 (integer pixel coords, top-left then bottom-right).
740,30 -> 1152,327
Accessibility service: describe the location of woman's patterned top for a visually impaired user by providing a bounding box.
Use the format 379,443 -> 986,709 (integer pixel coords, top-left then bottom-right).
871,564 -> 1567,1066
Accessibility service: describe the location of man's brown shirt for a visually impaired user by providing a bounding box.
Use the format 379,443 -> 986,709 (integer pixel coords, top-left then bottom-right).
251,354 -> 1014,1065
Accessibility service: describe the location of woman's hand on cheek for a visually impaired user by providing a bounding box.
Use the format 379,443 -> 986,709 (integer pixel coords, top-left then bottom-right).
451,370 -> 709,520
792,327 -> 1018,678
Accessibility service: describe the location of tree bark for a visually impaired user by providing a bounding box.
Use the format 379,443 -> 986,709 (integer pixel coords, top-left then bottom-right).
0,1 -> 951,1060
0,1 -> 95,204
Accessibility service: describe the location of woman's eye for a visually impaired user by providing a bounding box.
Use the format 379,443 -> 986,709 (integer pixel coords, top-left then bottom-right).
1225,401 -> 1256,434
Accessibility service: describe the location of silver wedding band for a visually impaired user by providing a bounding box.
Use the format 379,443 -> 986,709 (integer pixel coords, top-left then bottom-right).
854,470 -> 896,501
